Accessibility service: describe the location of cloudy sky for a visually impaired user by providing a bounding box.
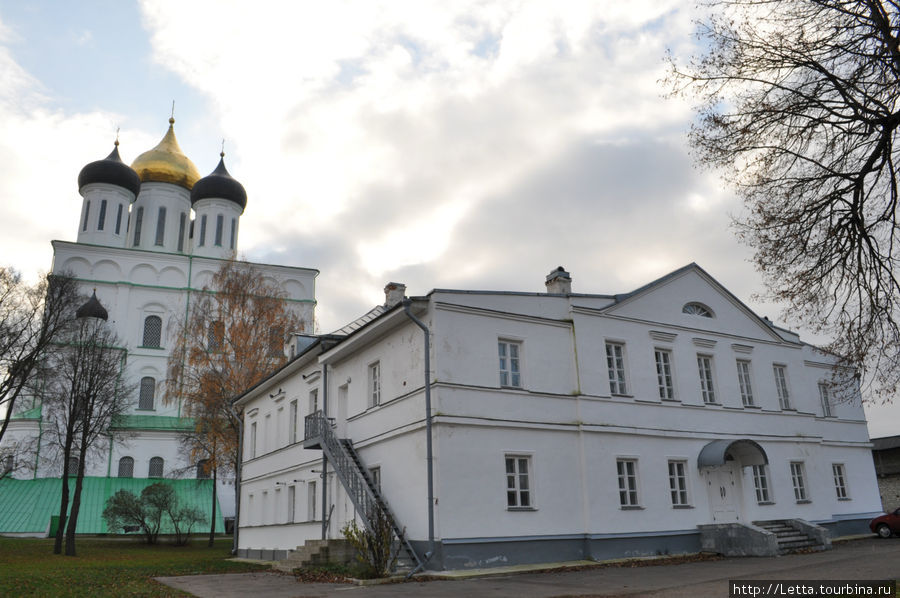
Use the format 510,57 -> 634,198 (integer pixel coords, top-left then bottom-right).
0,1 -> 896,435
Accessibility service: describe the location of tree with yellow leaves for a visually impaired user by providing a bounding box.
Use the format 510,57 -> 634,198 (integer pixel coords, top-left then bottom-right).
166,260 -> 302,547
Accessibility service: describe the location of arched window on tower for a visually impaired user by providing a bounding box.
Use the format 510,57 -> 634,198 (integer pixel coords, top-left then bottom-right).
67,456 -> 80,477
230,218 -> 236,249
142,315 -> 162,347
138,377 -> 156,410
82,201 -> 91,232
118,456 -> 134,478
215,214 -> 224,246
133,206 -> 144,246
177,213 -> 186,252
115,203 -> 123,235
98,199 -> 107,231
199,215 -> 207,246
155,206 -> 166,246
148,457 -> 164,478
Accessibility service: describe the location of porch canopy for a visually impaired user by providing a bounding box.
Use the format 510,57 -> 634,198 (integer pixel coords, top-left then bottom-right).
697,439 -> 767,469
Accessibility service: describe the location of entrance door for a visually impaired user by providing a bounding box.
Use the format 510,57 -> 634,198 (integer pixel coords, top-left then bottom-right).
336,384 -> 348,437
705,464 -> 743,522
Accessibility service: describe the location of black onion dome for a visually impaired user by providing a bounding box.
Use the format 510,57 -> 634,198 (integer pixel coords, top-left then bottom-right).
78,143 -> 142,196
190,154 -> 247,210
75,290 -> 108,321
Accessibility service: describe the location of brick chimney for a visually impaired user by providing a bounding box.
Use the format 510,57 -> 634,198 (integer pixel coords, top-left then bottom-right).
545,266 -> 572,294
384,282 -> 407,307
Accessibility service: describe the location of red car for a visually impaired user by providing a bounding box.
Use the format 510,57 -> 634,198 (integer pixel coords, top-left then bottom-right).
870,508 -> 900,538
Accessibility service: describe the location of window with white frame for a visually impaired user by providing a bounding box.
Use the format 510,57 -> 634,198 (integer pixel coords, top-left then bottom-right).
307,480 -> 317,521
832,463 -> 849,499
819,382 -> 833,417
683,302 -> 713,317
736,360 -> 755,406
309,388 -> 319,414
668,460 -> 689,506
250,421 -> 257,459
697,355 -> 716,404
138,377 -> 156,410
655,349 -> 675,400
751,464 -> 772,503
606,342 -> 627,395
616,458 -> 639,507
498,340 -> 522,388
368,361 -> 381,407
67,456 -> 79,477
133,206 -> 143,246
287,485 -> 296,523
773,365 -> 791,409
505,455 -> 532,509
790,461 -> 808,501
289,400 -> 298,444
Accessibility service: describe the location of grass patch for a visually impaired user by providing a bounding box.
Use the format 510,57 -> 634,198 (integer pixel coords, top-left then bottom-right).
0,536 -> 269,597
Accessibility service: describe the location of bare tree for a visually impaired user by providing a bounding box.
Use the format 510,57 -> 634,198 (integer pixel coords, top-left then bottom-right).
166,260 -> 302,548
666,0 -> 900,398
0,269 -> 79,445
42,296 -> 133,556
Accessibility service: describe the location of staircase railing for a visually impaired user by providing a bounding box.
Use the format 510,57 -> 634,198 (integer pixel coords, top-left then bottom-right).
304,410 -> 422,570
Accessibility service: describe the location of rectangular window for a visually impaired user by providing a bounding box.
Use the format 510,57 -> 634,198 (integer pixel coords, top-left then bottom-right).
177,213 -> 186,252
230,218 -> 236,249
368,362 -> 381,408
133,206 -> 143,246
833,463 -> 849,499
289,400 -> 298,444
606,342 -> 627,395
498,340 -> 522,388
774,365 -> 791,409
655,349 -> 675,400
115,203 -> 123,235
505,455 -> 532,508
199,214 -> 207,246
155,206 -> 166,246
697,355 -> 716,403
752,464 -> 771,503
819,383 -> 833,417
215,214 -> 224,246
287,485 -> 296,523
668,460 -> 689,506
264,414 -> 272,454
250,421 -> 257,459
309,388 -> 319,414
617,458 -> 639,507
82,201 -> 90,232
736,360 -> 754,406
98,199 -> 107,231
790,461 -> 808,502
307,480 -> 317,521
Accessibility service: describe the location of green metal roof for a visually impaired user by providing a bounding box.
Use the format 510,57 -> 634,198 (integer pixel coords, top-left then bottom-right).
10,406 -> 42,420
109,415 -> 194,432
0,477 -> 224,535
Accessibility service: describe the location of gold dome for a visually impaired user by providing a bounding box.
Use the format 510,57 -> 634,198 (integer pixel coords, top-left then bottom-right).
130,118 -> 201,190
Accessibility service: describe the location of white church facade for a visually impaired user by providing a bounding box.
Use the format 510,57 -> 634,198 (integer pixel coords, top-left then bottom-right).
0,119 -> 316,526
234,265 -> 882,569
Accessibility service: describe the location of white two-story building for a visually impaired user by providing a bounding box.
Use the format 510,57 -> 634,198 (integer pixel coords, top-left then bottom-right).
235,264 -> 881,570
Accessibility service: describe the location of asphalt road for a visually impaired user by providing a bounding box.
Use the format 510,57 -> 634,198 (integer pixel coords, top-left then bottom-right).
155,537 -> 900,598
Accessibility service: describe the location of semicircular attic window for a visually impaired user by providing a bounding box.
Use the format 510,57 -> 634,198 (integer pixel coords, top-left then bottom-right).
683,302 -> 714,318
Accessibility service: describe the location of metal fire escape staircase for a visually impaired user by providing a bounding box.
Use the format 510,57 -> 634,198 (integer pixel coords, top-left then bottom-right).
303,410 -> 422,570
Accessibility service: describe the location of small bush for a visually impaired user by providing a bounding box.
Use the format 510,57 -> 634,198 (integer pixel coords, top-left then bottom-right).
341,510 -> 400,578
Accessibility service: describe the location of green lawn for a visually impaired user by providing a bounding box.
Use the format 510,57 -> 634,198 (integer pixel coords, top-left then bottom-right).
0,536 -> 269,597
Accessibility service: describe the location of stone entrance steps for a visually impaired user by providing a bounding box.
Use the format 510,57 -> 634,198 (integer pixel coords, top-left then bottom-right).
274,539 -> 354,572
753,520 -> 828,554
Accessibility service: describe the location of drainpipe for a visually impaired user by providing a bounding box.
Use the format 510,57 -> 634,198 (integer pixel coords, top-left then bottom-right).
321,363 -> 328,540
231,405 -> 243,555
402,298 -> 435,568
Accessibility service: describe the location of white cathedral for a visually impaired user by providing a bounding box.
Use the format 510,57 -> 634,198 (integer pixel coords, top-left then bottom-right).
0,118 -> 316,530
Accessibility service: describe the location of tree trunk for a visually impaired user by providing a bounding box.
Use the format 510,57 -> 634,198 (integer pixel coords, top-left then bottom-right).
208,466 -> 217,547
53,441 -> 74,555
64,445 -> 89,556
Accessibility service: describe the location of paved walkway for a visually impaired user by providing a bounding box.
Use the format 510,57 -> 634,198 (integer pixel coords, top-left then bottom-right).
155,538 -> 900,598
